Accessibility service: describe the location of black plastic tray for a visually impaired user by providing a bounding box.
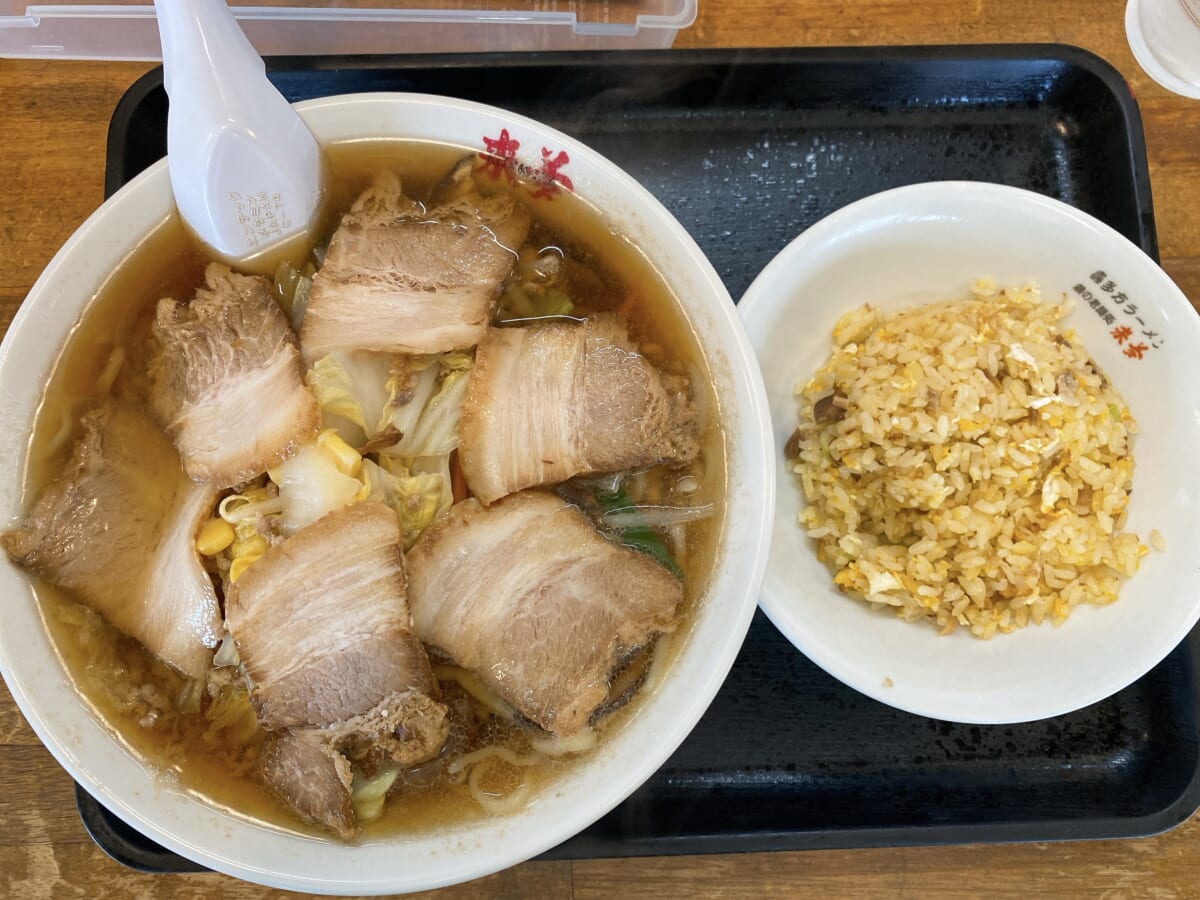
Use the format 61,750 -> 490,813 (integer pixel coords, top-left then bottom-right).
81,46 -> 1200,873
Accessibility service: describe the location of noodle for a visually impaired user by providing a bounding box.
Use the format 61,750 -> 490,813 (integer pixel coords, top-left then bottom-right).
641,631 -> 676,698
433,665 -> 515,721
528,728 -> 597,757
468,763 -> 532,815
445,744 -> 542,815
446,745 -> 539,778
96,346 -> 126,394
42,404 -> 76,458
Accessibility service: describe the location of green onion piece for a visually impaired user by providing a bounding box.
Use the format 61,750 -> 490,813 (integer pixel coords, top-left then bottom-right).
595,487 -> 683,578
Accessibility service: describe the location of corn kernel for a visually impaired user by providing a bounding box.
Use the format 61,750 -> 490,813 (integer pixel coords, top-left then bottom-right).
229,554 -> 262,583
231,533 -> 269,559
318,429 -> 362,476
195,518 -> 235,556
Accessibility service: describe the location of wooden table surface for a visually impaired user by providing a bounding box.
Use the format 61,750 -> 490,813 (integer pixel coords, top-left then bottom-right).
2,1 -> 1199,897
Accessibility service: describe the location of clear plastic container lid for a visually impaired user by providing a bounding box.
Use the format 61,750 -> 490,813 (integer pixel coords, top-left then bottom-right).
0,0 -> 695,59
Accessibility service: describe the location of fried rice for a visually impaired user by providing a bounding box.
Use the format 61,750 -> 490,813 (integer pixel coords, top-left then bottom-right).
788,281 -> 1146,638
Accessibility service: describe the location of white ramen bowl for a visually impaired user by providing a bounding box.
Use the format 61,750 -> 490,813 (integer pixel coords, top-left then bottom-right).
0,94 -> 774,894
739,181 -> 1200,725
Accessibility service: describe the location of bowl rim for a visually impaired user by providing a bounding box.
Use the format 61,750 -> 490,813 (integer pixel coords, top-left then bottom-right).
739,178 -> 1200,725
0,91 -> 775,893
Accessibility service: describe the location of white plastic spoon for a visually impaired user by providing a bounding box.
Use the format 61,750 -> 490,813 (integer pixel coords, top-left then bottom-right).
153,0 -> 324,273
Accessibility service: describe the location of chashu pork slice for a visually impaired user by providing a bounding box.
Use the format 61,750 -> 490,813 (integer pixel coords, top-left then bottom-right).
259,686 -> 451,840
260,728 -> 357,840
299,172 -> 530,360
150,262 -> 319,489
406,491 -> 683,736
2,400 -> 221,678
458,315 -> 700,505
260,692 -> 450,844
258,686 -> 451,844
225,501 -> 445,736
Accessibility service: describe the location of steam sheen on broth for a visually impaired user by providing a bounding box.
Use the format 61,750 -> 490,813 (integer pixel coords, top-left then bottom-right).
15,140 -> 724,838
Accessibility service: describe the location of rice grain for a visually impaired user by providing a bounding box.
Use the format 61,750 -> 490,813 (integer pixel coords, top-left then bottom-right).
790,282 -> 1144,637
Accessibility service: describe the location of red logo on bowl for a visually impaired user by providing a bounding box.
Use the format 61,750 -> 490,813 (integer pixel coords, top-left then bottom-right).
479,129 -> 574,199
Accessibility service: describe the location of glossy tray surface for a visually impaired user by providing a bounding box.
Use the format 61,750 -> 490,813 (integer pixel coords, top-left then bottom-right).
84,46 -> 1200,871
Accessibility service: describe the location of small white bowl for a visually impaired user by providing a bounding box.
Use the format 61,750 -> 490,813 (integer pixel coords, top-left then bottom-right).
739,180 -> 1200,725
1125,0 -> 1200,100
0,94 -> 774,894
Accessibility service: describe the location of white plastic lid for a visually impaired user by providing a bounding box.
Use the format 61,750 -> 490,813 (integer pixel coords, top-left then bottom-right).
1125,0 -> 1200,99
0,0 -> 695,59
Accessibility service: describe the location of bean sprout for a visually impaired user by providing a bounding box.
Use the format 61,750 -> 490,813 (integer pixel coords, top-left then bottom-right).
218,494 -> 284,524
601,503 -> 715,529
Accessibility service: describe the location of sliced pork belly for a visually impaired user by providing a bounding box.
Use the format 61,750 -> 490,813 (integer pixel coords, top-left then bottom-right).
260,690 -> 449,841
406,491 -> 683,735
458,315 -> 700,504
261,729 -> 356,840
300,172 -> 530,360
2,400 -> 221,678
150,262 -> 319,489
225,501 -> 444,733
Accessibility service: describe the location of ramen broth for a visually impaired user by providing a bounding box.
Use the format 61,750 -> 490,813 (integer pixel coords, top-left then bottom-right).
22,139 -> 725,837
